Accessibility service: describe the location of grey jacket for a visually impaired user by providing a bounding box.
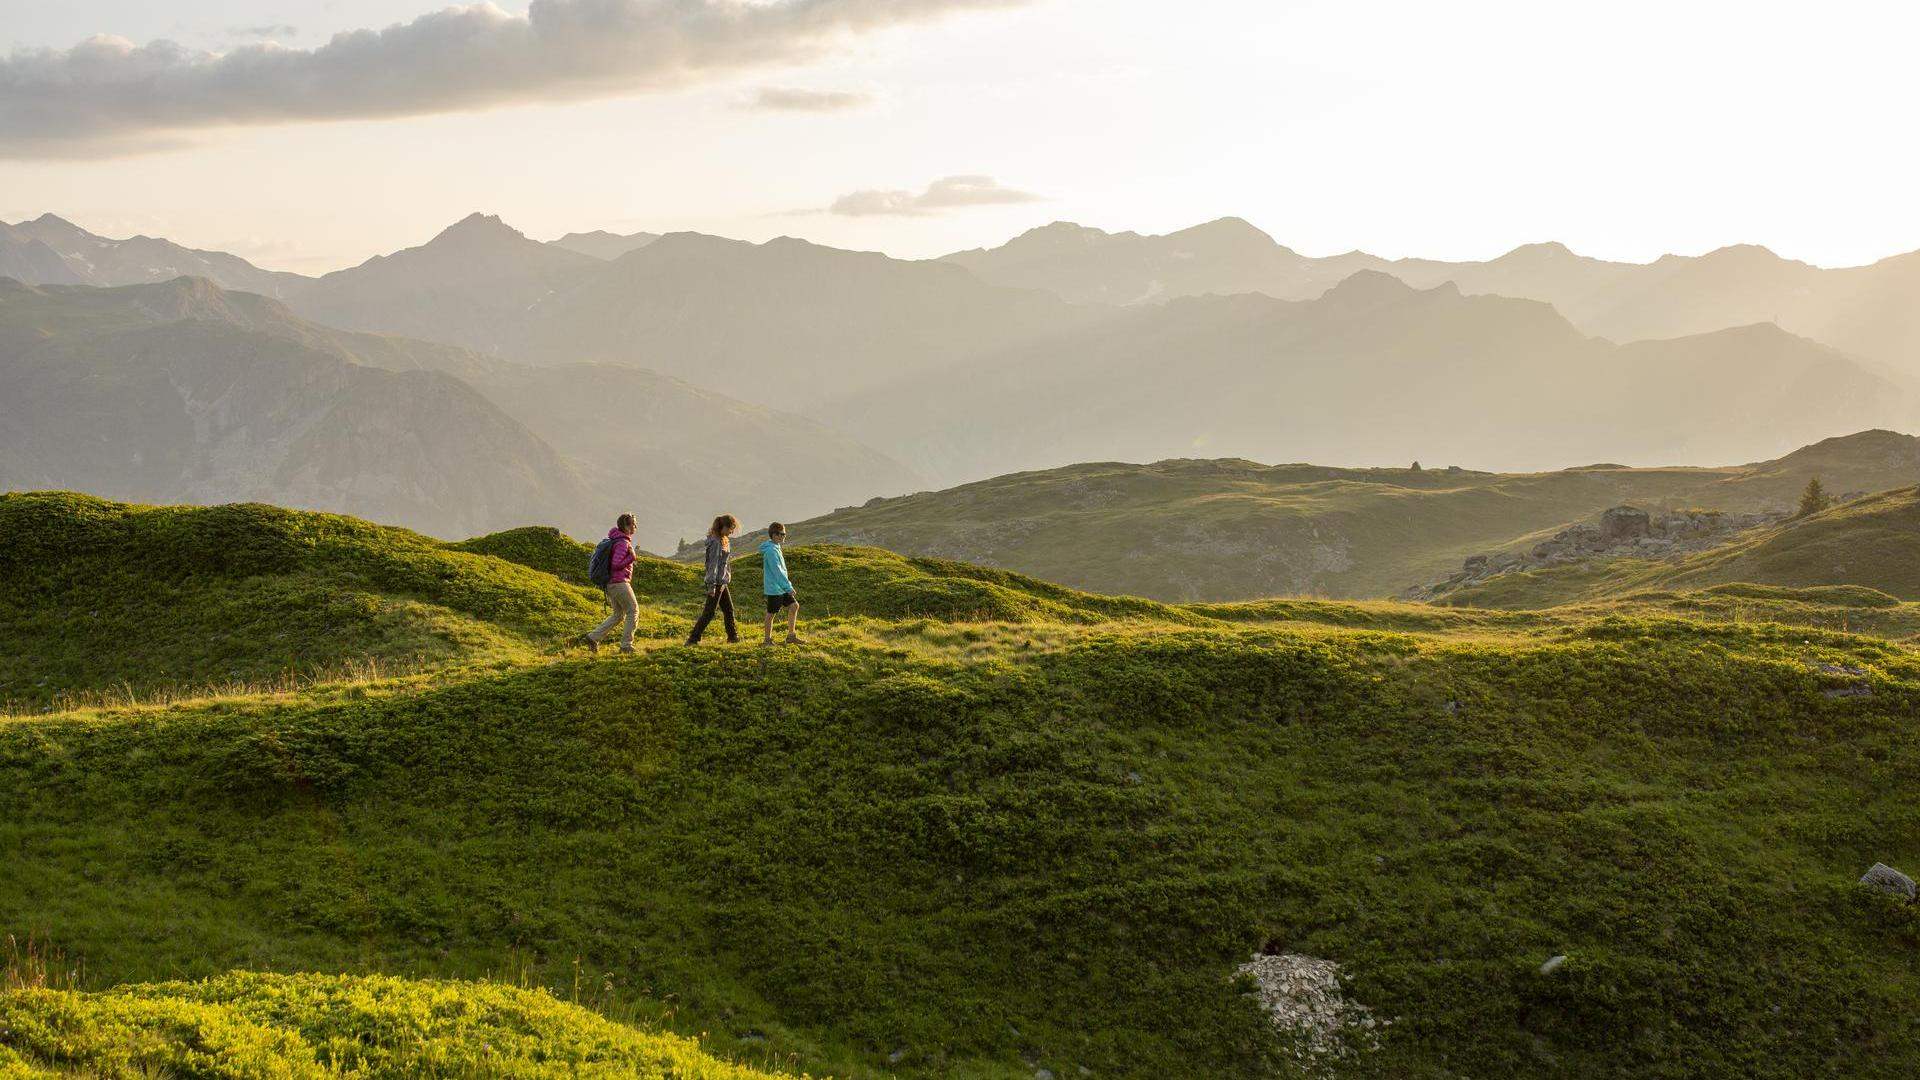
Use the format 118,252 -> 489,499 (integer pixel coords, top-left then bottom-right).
702,535 -> 732,588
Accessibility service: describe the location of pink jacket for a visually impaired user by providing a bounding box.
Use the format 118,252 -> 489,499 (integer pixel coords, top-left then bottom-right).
607,528 -> 635,584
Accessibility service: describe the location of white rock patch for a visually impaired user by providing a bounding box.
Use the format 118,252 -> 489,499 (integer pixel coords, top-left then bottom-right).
1237,953 -> 1383,1073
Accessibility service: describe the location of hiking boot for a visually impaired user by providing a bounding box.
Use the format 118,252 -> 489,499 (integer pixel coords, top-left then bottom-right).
618,645 -> 635,655
785,634 -> 806,645
579,634 -> 599,654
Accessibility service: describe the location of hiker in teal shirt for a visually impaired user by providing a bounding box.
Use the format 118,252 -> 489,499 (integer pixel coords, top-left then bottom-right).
759,522 -> 803,645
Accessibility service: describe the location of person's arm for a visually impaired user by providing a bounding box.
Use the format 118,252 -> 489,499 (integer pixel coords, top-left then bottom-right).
614,536 -> 636,577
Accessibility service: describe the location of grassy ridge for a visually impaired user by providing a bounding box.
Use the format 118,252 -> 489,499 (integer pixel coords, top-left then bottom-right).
0,494 -> 682,708
5,494 -> 1920,1076
0,971 -> 795,1078
755,431 -> 1920,601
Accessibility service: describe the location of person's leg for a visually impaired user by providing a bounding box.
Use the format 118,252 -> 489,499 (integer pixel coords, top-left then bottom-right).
687,588 -> 720,644
762,597 -> 776,644
785,597 -> 802,643
718,586 -> 738,642
587,585 -> 623,645
617,582 -> 638,651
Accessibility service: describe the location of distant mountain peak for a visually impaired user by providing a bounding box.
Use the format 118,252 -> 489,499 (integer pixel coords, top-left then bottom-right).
1001,221 -> 1113,250
1320,269 -> 1417,305
1496,240 -> 1577,261
1173,216 -> 1271,242
16,213 -> 99,246
431,213 -> 528,246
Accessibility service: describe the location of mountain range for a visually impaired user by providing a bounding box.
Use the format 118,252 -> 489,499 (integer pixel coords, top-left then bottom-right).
0,276 -> 918,548
0,213 -> 308,297
820,271 -> 1915,483
7,209 -> 1920,557
945,219 -> 1920,378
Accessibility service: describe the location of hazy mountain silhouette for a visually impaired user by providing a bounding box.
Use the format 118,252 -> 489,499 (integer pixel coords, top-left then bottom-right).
821,271 -> 1918,484
948,219 -> 1920,375
0,275 -> 919,549
290,213 -> 601,356
549,229 -> 662,260
0,277 -> 586,538
940,217 -> 1382,304
291,217 -> 1101,410
0,214 -> 309,297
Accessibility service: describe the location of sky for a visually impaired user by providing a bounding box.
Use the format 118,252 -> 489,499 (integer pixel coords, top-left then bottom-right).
2,0 -> 1917,274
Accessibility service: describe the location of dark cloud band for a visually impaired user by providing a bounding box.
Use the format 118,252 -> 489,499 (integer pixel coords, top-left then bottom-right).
0,0 -> 1021,158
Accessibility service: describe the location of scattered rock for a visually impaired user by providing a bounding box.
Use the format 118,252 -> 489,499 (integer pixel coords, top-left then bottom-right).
1035,1070 -> 1055,1080
888,1048 -> 906,1064
1860,863 -> 1917,901
1823,685 -> 1873,700
1598,506 -> 1652,541
1538,954 -> 1567,975
1401,505 -> 1794,600
1237,953 -> 1384,1074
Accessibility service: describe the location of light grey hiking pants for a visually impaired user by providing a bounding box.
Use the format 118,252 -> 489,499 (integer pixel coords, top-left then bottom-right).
590,581 -> 638,649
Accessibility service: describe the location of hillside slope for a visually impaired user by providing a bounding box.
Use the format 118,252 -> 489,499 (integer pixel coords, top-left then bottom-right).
744,431 -> 1920,601
3,498 -> 1919,1077
1438,486 -> 1920,608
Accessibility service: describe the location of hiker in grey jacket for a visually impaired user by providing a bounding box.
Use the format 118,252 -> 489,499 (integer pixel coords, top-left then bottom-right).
685,514 -> 740,645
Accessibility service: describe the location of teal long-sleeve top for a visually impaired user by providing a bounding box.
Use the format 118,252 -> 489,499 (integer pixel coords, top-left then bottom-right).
760,539 -> 794,595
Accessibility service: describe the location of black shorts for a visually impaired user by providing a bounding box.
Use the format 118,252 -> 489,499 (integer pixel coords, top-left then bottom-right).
765,591 -> 796,614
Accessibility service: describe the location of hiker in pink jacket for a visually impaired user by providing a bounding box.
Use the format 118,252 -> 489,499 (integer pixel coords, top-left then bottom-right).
581,513 -> 639,653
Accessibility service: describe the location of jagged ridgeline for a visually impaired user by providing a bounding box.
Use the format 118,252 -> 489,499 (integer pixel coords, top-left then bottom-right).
4,495 -> 1920,1076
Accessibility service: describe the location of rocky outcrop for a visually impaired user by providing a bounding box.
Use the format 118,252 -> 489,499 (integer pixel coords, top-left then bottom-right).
1401,505 -> 1792,600
1860,863 -> 1916,901
1236,953 -> 1383,1075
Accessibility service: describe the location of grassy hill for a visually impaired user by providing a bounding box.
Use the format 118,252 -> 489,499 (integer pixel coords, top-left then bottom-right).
5,495 -> 1920,1077
1439,486 -> 1920,610
742,431 -> 1920,602
0,493 -> 650,709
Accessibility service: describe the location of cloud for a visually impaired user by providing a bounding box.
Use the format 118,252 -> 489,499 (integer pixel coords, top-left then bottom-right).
231,24 -> 300,40
744,85 -> 872,112
828,174 -> 1043,216
0,0 -> 1023,158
